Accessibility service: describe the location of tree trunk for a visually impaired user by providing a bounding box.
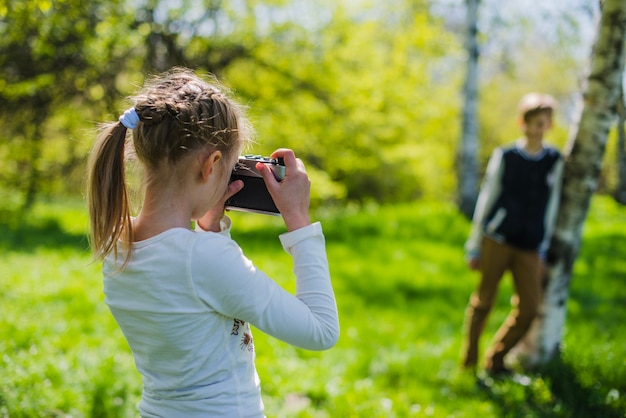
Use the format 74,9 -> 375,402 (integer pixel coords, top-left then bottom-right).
511,0 -> 626,369
457,0 -> 480,219
21,101 -> 49,213
22,123 -> 43,212
615,87 -> 626,204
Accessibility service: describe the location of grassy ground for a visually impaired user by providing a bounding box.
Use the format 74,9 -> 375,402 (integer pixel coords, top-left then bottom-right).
0,197 -> 624,417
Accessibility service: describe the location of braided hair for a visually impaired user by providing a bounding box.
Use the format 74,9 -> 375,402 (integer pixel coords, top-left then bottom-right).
87,68 -> 251,266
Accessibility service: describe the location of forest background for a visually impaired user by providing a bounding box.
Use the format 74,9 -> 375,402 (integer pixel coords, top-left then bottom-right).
1,0 -> 621,213
1,0 -> 626,417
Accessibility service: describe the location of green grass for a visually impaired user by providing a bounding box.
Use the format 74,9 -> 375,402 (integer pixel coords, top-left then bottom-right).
1,197 -> 625,417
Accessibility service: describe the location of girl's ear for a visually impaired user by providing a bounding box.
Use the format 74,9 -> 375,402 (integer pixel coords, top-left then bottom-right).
201,151 -> 222,183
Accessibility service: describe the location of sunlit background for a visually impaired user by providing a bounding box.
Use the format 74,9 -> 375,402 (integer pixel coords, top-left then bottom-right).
0,0 -> 611,214
1,1 -> 625,417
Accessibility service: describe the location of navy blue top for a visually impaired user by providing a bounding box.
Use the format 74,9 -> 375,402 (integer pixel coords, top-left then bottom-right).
484,146 -> 561,250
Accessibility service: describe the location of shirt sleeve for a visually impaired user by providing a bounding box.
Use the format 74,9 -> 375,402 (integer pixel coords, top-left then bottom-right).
539,157 -> 564,258
189,222 -> 339,351
465,147 -> 504,259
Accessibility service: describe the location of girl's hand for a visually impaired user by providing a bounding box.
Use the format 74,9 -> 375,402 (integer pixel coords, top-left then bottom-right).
257,148 -> 311,232
197,180 -> 244,232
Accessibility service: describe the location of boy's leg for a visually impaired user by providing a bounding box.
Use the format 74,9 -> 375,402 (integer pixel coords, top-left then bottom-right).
462,238 -> 511,368
485,248 -> 541,372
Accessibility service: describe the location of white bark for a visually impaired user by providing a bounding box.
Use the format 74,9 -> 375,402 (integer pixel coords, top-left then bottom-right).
615,90 -> 626,204
511,0 -> 626,369
457,0 -> 480,218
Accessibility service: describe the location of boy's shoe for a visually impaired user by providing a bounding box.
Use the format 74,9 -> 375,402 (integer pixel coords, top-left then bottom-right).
462,358 -> 477,370
486,366 -> 513,378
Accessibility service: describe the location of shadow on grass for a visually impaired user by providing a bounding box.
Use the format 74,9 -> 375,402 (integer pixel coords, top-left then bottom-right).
0,219 -> 89,253
477,358 -> 623,418
542,358 -> 624,418
355,281 -> 470,309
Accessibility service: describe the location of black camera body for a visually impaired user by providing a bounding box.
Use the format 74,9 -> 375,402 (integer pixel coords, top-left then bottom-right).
225,155 -> 286,215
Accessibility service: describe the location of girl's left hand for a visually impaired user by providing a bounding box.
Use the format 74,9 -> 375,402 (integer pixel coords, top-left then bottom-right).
197,180 -> 244,232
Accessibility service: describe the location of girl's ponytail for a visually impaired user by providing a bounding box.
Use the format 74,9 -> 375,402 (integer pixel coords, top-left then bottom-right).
87,122 -> 133,265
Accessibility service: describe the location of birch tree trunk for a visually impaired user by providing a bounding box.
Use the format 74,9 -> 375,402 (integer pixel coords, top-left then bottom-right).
511,0 -> 626,369
457,0 -> 480,219
615,88 -> 626,204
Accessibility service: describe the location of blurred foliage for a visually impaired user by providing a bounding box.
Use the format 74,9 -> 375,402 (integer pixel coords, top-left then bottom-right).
0,0 -> 612,214
0,0 -> 133,211
224,3 -> 462,204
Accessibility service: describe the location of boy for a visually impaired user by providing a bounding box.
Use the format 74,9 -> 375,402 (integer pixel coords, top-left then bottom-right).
462,93 -> 564,375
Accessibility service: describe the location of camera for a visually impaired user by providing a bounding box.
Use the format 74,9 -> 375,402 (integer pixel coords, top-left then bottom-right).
225,155 -> 286,215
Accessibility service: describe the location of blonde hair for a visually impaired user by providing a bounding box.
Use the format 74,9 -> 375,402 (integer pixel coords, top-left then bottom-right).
518,92 -> 557,123
87,68 -> 251,265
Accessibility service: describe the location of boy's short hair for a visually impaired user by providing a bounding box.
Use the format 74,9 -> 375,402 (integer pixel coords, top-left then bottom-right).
518,93 -> 557,122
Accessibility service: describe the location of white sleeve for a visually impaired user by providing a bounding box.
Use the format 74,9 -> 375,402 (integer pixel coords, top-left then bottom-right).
465,148 -> 504,258
190,222 -> 339,351
539,158 -> 564,257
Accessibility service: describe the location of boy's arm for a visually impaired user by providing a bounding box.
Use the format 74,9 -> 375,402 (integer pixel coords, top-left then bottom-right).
465,147 -> 504,261
539,157 -> 564,259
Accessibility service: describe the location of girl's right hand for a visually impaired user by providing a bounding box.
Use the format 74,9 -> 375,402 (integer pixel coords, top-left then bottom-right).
257,148 -> 311,232
197,179 -> 244,232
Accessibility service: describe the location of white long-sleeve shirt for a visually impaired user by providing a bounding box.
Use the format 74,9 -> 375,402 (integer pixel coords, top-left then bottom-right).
103,219 -> 339,417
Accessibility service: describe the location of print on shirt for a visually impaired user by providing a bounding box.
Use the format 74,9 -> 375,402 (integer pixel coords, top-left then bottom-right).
231,318 -> 254,353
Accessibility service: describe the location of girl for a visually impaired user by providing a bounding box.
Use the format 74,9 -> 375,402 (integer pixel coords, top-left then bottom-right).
87,68 -> 339,417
